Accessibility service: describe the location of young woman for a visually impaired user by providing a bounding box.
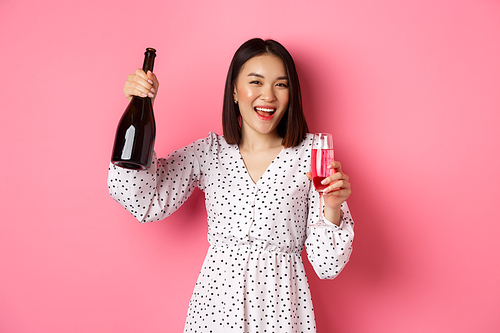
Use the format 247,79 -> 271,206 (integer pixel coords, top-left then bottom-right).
108,38 -> 354,333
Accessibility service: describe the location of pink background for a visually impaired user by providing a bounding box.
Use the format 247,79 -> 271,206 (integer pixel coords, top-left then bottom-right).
1,0 -> 499,332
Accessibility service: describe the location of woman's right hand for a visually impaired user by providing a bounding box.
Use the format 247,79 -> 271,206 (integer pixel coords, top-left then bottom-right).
123,69 -> 159,104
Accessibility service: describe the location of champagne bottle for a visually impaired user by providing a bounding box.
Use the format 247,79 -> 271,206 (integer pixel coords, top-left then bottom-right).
111,48 -> 157,170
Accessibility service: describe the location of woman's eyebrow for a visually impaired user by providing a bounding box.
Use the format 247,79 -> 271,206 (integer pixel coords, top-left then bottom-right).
247,73 -> 265,78
247,73 -> 289,80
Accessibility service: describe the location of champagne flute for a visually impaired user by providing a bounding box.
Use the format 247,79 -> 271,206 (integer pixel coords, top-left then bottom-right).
311,133 -> 335,226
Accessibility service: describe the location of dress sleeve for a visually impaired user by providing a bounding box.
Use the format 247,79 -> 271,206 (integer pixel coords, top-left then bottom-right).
107,133 -> 215,223
304,184 -> 355,280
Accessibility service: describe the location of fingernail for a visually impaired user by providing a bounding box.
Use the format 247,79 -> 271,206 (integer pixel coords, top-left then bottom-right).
150,87 -> 155,93
148,79 -> 154,85
321,179 -> 328,185
141,93 -> 147,97
148,92 -> 154,98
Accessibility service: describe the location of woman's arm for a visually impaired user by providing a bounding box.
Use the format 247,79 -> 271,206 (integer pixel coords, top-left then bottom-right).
107,149 -> 200,223
305,160 -> 354,279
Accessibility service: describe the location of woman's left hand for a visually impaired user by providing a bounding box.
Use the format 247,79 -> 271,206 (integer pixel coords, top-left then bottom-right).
307,161 -> 351,210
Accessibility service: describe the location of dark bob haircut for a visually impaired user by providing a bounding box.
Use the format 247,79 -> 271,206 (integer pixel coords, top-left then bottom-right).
222,38 -> 309,148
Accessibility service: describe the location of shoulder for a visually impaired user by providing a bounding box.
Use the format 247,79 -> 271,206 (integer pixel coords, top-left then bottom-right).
281,133 -> 313,160
304,133 -> 314,143
188,131 -> 233,155
294,133 -> 314,152
191,131 -> 221,147
203,131 -> 230,148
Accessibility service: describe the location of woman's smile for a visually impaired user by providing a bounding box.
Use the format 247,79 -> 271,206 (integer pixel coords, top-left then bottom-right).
254,105 -> 277,119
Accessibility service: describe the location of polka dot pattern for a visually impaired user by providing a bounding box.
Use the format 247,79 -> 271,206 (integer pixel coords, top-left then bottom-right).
108,132 -> 354,333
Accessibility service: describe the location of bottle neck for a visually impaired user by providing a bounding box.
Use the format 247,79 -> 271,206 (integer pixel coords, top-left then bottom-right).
142,48 -> 156,72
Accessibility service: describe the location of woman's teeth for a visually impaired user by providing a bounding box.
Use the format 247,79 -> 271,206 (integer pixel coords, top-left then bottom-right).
255,107 -> 275,113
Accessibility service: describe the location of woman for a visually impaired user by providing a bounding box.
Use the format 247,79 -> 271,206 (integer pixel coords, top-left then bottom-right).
108,38 -> 354,333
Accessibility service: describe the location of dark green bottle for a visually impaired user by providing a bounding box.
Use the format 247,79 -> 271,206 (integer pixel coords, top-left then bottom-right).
111,48 -> 156,170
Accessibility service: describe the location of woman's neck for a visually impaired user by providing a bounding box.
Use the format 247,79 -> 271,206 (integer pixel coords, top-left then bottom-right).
239,127 -> 283,152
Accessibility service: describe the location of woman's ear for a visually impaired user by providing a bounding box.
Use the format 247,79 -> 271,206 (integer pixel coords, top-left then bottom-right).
233,86 -> 238,103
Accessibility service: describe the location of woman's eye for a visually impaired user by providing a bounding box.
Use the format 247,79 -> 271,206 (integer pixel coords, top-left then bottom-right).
250,80 -> 261,85
276,83 -> 288,88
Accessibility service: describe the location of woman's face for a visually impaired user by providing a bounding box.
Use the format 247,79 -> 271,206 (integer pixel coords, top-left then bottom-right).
233,54 -> 289,139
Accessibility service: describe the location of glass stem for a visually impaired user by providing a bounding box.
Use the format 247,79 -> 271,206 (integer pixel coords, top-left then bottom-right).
319,192 -> 324,222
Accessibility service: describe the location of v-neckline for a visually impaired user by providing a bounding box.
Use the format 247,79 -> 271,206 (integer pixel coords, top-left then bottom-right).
235,145 -> 285,185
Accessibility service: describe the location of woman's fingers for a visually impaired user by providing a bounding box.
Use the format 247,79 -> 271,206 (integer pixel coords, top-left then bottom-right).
124,82 -> 154,99
327,161 -> 342,172
324,178 -> 350,194
307,161 -> 350,196
131,69 -> 155,96
321,164 -> 348,185
322,162 -> 350,195
123,69 -> 158,102
147,70 -> 159,90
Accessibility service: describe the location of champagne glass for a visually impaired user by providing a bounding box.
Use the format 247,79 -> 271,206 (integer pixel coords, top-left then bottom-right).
311,133 -> 335,226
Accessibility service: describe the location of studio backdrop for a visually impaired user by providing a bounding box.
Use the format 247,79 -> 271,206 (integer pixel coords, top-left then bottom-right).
1,0 -> 499,332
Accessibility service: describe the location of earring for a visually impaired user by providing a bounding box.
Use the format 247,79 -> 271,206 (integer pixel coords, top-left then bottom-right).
234,100 -> 238,104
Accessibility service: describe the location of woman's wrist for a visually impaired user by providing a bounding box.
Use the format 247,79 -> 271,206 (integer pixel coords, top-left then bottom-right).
323,204 -> 342,226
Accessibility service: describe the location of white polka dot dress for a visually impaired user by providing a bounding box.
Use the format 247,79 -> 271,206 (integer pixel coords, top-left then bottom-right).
108,132 -> 354,333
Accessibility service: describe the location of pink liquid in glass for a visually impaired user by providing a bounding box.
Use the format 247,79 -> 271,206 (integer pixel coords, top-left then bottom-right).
311,148 -> 334,192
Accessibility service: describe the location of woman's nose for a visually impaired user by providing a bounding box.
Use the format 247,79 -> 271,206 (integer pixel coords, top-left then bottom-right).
260,85 -> 276,102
